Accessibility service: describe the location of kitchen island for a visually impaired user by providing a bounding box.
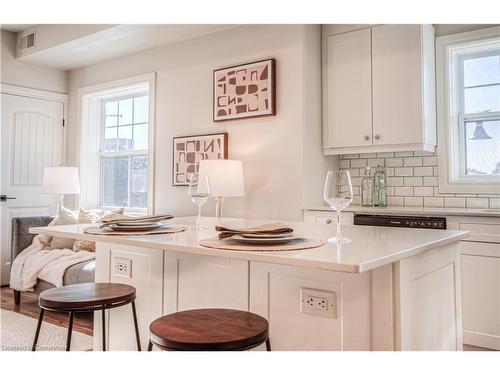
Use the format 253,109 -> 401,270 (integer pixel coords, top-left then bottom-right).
31,216 -> 468,351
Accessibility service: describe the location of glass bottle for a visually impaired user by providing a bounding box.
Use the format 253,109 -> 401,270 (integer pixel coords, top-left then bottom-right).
373,165 -> 387,207
361,167 -> 374,207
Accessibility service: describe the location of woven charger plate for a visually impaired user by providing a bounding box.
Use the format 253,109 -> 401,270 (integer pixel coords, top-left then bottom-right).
199,237 -> 325,252
84,226 -> 186,236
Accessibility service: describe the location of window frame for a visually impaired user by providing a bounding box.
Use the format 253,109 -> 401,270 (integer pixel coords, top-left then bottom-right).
78,73 -> 156,214
436,26 -> 500,194
98,92 -> 149,211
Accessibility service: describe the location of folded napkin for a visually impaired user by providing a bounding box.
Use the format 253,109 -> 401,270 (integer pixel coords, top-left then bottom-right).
215,223 -> 293,239
100,213 -> 174,227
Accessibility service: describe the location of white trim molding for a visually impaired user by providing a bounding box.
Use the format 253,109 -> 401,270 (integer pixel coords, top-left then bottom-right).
436,26 -> 500,194
77,72 -> 156,214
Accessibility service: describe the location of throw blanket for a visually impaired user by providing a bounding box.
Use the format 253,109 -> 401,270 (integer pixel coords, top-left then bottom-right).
9,235 -> 95,292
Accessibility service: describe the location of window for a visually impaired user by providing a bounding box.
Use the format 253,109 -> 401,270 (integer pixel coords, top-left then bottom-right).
78,73 -> 155,213
437,27 -> 500,194
99,94 -> 149,209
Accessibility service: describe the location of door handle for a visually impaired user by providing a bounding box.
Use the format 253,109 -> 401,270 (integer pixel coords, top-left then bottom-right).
0,195 -> 16,202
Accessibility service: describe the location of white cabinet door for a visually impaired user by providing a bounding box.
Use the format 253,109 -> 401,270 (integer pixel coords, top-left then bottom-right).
371,24 -> 424,146
324,28 -> 372,149
303,210 -> 354,225
164,251 -> 249,313
94,243 -> 164,351
461,244 -> 500,350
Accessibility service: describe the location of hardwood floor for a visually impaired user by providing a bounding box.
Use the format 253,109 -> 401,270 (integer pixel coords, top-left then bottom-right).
1,286 -> 93,336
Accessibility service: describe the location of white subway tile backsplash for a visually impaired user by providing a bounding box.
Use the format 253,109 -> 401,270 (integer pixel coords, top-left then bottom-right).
424,197 -> 444,207
423,176 -> 438,186
403,157 -> 423,167
351,159 -> 367,168
466,198 -> 489,209
404,177 -> 423,186
338,151 -> 497,209
423,156 -> 437,166
385,158 -> 403,167
414,186 -> 434,196
339,159 -> 350,169
404,197 -> 423,206
377,152 -> 395,158
394,167 -> 413,176
413,167 -> 434,176
387,177 -> 404,187
387,197 -> 404,206
395,186 -> 414,196
367,158 -> 385,167
445,197 -> 466,208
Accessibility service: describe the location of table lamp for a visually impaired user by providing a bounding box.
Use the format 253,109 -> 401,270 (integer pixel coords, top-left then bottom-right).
42,167 -> 81,214
198,160 -> 245,217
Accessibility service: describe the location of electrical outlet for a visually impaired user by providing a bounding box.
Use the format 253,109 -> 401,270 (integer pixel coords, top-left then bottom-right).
113,257 -> 132,277
300,287 -> 337,319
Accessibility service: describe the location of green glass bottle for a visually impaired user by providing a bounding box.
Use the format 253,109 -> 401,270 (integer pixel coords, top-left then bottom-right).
373,165 -> 387,207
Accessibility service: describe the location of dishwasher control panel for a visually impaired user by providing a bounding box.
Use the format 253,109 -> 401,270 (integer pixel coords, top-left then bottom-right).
354,214 -> 446,229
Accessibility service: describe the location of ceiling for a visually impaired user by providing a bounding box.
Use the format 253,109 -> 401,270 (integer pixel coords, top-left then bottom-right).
0,24 -> 36,32
16,24 -> 236,70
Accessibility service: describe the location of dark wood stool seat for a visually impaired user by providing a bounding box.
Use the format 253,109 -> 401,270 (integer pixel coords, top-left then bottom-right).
148,309 -> 271,351
39,283 -> 136,311
33,283 -> 141,351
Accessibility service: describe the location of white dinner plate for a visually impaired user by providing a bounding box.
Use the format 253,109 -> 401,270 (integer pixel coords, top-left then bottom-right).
239,232 -> 294,239
232,235 -> 296,245
109,223 -> 164,232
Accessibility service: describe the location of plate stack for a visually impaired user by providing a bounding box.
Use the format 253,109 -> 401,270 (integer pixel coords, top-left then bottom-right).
101,214 -> 174,232
215,223 -> 296,245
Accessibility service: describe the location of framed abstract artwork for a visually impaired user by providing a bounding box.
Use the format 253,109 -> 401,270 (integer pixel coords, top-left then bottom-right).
172,132 -> 228,186
213,58 -> 276,122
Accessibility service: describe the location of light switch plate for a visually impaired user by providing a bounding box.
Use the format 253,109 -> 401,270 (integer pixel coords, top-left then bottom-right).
300,287 -> 337,319
113,257 -> 132,278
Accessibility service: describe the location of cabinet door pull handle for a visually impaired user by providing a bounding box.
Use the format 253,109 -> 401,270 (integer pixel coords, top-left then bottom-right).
325,219 -> 332,224
363,135 -> 370,141
374,134 -> 380,140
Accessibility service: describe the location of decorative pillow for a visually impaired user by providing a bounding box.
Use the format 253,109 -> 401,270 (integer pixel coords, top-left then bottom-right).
78,207 -> 124,223
49,207 -> 79,250
72,208 -> 124,252
73,240 -> 96,252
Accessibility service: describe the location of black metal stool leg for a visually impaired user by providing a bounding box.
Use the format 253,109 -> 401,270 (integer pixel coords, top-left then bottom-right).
265,337 -> 271,351
131,301 -> 141,351
102,309 -> 106,351
147,341 -> 153,351
32,308 -> 45,351
66,312 -> 74,351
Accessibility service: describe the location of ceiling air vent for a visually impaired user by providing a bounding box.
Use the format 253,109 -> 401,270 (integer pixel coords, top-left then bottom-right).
18,32 -> 36,51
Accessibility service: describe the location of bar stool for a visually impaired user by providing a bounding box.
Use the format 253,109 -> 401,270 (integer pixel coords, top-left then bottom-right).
32,282 -> 141,351
148,308 -> 271,351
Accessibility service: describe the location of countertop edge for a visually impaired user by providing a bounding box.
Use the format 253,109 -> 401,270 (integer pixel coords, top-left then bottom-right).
29,225 -> 468,274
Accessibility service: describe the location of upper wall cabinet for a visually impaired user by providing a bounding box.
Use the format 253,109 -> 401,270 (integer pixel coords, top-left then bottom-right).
322,25 -> 437,155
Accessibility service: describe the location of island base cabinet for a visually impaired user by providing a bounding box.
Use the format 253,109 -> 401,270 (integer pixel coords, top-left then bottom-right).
250,262 -> 372,350
163,251 -> 249,313
94,243 -> 164,351
395,242 -> 463,351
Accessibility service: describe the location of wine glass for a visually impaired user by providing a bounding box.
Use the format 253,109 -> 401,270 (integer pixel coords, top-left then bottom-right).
323,171 -> 353,244
187,173 -> 211,231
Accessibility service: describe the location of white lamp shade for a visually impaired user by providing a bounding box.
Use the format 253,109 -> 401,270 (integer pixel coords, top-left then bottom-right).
198,160 -> 245,197
42,167 -> 81,195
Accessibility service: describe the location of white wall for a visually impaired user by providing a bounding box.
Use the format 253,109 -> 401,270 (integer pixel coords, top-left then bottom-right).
67,25 -> 334,221
1,30 -> 68,93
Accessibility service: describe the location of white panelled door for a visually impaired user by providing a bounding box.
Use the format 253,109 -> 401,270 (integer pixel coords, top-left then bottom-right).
1,93 -> 64,285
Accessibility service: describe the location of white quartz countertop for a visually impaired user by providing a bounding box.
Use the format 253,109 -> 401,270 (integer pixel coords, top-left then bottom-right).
30,216 -> 468,273
304,205 -> 500,218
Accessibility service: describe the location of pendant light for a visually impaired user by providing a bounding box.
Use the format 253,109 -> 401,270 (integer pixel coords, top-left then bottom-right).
469,121 -> 492,140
